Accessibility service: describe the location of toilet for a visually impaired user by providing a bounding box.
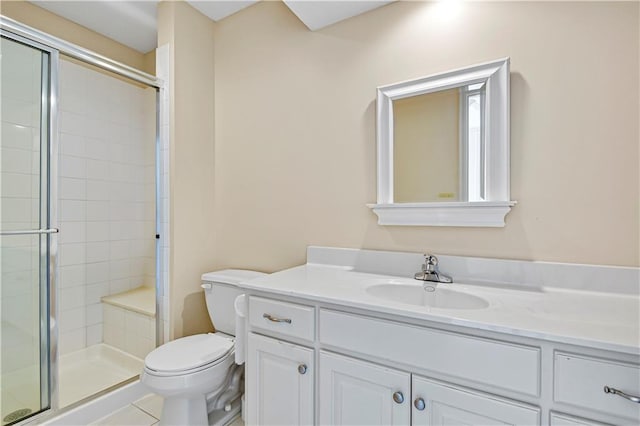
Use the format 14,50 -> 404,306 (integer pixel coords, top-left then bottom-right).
141,269 -> 265,426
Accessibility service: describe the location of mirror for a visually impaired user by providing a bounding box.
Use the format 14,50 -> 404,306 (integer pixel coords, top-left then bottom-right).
368,58 -> 515,227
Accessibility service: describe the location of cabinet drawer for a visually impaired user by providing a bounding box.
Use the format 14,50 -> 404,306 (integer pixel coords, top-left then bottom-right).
554,352 -> 640,422
249,296 -> 315,342
549,412 -> 608,426
319,309 -> 540,396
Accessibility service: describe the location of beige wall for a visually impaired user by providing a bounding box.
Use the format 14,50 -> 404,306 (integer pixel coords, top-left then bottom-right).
1,0 -> 152,73
394,89 -> 460,202
157,1 -> 217,338
211,0 -> 639,271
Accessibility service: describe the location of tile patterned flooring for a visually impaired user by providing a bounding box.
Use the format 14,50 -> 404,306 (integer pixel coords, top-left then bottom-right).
90,394 -> 244,426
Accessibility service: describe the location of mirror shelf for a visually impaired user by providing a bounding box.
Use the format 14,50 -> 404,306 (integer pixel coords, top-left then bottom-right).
369,58 -> 515,227
367,201 -> 515,227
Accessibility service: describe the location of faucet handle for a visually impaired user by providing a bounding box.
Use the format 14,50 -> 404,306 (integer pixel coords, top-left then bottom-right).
424,254 -> 438,266
423,254 -> 438,272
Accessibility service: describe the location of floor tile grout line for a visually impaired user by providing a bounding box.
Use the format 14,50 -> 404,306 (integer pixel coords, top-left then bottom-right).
131,402 -> 160,421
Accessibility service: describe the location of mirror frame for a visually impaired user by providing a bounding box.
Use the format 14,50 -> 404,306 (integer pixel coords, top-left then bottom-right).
368,57 -> 516,227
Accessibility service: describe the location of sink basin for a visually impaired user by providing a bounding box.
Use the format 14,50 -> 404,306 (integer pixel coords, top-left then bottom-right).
366,283 -> 489,310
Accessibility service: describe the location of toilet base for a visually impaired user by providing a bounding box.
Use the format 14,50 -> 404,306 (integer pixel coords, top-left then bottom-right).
208,397 -> 241,426
160,395 -> 208,426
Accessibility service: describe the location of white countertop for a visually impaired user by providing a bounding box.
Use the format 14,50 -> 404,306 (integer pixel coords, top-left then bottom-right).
239,263 -> 640,355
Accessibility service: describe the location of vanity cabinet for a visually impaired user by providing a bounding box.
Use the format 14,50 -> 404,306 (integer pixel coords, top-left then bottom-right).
318,350 -> 539,426
246,333 -> 314,425
318,351 -> 411,425
244,295 -> 639,426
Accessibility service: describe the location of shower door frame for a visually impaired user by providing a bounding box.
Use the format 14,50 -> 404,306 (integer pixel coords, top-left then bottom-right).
0,28 -> 59,421
1,15 -> 165,424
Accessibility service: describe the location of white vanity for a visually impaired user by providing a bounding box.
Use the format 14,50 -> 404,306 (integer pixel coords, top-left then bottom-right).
237,247 -> 640,425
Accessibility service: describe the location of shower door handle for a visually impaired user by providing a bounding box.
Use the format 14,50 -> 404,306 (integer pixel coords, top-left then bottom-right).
0,228 -> 59,236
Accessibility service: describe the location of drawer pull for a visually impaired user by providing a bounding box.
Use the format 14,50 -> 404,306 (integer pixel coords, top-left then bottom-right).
298,364 -> 307,375
604,386 -> 640,403
263,313 -> 292,324
414,397 -> 426,411
392,391 -> 404,404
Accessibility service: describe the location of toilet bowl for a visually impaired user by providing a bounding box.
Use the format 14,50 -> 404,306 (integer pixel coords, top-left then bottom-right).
141,270 -> 265,425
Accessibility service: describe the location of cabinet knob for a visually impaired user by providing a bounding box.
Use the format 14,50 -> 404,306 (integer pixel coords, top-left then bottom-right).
392,391 -> 404,404
298,364 -> 307,375
414,397 -> 426,411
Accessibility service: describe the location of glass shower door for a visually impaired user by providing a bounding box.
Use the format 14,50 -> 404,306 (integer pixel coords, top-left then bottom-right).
0,34 -> 54,425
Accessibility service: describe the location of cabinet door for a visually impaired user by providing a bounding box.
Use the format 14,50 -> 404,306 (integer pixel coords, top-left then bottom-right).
319,351 -> 411,425
412,376 -> 540,426
246,333 -> 314,425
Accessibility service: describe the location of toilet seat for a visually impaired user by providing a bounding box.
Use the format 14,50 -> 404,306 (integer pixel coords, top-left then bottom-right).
144,333 -> 234,377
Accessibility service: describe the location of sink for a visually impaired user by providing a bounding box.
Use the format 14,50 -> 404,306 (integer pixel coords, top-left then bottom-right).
366,283 -> 489,310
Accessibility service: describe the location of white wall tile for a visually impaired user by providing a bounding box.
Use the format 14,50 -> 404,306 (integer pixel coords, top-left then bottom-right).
59,286 -> 86,310
59,265 -> 86,288
86,222 -> 110,242
109,259 -> 131,280
86,180 -> 109,201
59,328 -> 86,355
51,58 -> 161,354
1,147 -> 33,174
59,306 -> 86,332
86,201 -> 110,222
59,177 -> 86,200
86,282 -> 109,305
60,155 -> 87,179
86,242 -> 109,264
60,133 -> 86,157
59,221 -> 86,244
86,262 -> 109,284
59,243 -> 86,266
85,138 -> 108,160
86,324 -> 103,346
60,200 -> 87,222
1,121 -> 36,150
1,172 -> 32,198
86,304 -> 103,326
86,159 -> 109,181
109,278 -> 130,295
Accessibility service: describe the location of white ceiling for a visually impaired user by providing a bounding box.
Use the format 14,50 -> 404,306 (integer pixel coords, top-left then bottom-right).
29,0 -> 395,54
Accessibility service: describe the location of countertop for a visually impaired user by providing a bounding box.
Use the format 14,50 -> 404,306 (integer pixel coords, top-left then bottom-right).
239,264 -> 640,355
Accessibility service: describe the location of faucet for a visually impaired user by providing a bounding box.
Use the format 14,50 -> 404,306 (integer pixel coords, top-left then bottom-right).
414,254 -> 453,284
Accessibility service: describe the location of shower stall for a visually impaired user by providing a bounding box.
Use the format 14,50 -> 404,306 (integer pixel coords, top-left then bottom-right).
1,18 -> 166,425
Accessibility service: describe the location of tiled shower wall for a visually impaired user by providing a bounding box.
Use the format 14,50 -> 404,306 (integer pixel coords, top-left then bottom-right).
57,59 -> 156,355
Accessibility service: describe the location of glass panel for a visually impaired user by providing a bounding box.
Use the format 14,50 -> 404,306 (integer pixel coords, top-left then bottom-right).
55,57 -> 156,409
0,36 -> 50,424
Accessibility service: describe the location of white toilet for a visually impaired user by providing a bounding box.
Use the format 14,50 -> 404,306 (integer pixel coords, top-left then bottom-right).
141,269 -> 265,426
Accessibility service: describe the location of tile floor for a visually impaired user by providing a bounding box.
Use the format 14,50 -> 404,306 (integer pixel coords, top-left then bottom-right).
90,394 -> 244,426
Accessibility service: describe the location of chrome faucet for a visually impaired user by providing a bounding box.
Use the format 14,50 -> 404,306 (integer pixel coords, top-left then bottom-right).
414,254 -> 453,283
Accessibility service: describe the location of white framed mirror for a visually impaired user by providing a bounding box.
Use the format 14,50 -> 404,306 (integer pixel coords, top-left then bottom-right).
368,58 -> 516,227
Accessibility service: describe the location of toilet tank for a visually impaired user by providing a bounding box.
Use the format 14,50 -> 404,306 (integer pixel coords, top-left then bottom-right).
201,269 -> 266,335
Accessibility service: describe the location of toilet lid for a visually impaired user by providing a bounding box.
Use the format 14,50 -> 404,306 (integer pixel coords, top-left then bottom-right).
145,333 -> 233,373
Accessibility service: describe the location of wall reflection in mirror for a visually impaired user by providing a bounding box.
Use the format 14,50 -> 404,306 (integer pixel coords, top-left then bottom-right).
393,82 -> 485,203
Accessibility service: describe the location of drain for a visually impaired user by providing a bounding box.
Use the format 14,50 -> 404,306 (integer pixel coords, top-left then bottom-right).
3,408 -> 32,423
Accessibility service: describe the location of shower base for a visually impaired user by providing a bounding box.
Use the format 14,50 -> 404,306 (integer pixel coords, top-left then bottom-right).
1,343 -> 142,425
59,343 -> 143,408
